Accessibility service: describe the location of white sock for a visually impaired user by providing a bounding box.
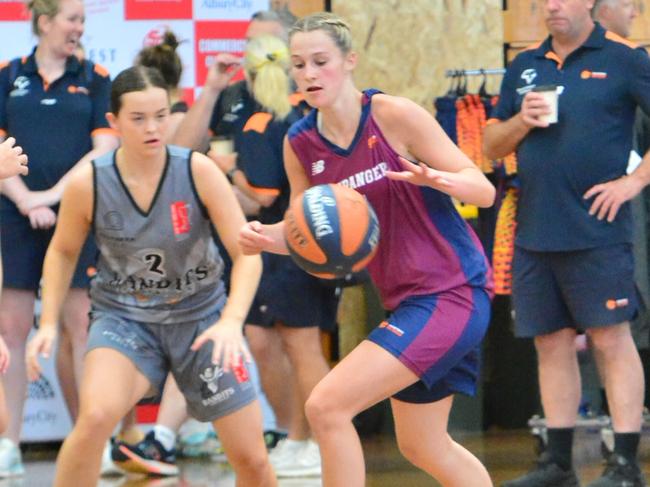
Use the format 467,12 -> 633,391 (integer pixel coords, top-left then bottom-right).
153,425 -> 177,452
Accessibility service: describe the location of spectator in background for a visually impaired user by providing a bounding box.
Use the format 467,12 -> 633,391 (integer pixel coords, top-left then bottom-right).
136,30 -> 188,138
484,0 -> 650,485
0,0 -> 118,477
171,8 -> 295,443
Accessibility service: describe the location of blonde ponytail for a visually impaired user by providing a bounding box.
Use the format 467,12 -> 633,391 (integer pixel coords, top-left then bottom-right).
244,35 -> 291,120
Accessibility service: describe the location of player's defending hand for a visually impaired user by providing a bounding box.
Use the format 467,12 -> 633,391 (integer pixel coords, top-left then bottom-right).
191,316 -> 252,373
26,327 -> 57,381
519,92 -> 552,129
0,137 -> 28,179
239,221 -> 275,255
584,174 -> 644,222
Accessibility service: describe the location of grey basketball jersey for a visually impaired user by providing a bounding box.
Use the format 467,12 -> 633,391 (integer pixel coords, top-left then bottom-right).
90,145 -> 227,324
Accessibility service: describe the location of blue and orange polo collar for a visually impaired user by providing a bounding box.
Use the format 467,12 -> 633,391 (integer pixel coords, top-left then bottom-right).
21,46 -> 84,76
533,22 -> 607,62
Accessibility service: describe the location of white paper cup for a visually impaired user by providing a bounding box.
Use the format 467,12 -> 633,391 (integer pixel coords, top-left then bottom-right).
533,85 -> 558,124
209,137 -> 234,155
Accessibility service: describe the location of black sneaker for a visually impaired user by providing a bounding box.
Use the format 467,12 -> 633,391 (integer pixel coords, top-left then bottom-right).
502,453 -> 580,487
111,431 -> 179,477
263,430 -> 288,450
586,453 -> 647,487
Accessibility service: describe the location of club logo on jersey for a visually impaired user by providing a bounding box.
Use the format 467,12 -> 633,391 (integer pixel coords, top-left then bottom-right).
581,70 -> 608,80
103,211 -> 124,231
68,85 -> 90,95
171,201 -> 191,236
9,76 -> 30,97
312,159 -> 325,175
379,321 -> 404,337
367,135 -> 378,149
606,297 -> 629,310
521,68 -> 537,84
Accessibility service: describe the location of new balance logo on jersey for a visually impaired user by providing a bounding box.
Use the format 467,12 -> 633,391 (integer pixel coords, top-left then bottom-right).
312,160 -> 325,175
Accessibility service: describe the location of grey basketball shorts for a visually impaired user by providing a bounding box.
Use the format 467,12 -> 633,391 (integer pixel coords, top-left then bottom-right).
87,308 -> 256,422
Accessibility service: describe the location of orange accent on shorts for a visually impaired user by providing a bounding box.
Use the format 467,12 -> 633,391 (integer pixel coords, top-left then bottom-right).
243,112 -> 273,134
0,129 -> 7,137
0,60 -> 8,70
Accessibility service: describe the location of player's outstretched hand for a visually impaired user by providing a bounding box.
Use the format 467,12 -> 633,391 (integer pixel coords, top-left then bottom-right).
26,327 -> 57,381
0,137 -> 28,179
190,317 -> 252,373
386,156 -> 453,190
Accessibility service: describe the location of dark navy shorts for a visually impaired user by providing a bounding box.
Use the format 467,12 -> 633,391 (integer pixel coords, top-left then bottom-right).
368,286 -> 491,404
1,212 -> 97,290
512,244 -> 640,338
246,253 -> 339,331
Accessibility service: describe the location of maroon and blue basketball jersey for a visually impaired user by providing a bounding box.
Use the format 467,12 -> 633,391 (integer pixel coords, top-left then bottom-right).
287,89 -> 493,310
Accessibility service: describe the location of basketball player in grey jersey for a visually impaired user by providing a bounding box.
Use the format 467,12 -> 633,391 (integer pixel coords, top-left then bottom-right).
25,66 -> 276,487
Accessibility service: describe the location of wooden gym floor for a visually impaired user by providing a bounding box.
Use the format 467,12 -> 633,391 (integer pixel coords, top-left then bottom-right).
1,428 -> 649,486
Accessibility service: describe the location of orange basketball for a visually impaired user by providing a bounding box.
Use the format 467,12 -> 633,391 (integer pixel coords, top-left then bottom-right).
283,184 -> 380,279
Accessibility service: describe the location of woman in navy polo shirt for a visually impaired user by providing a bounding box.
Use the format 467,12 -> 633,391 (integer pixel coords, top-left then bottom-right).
0,0 -> 118,476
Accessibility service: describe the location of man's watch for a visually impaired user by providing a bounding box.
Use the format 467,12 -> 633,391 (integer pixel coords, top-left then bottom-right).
226,167 -> 239,184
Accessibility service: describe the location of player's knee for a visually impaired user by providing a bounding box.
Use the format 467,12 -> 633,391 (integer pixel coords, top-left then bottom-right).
227,447 -> 271,480
305,385 -> 346,433
588,325 -> 630,356
77,406 -> 117,437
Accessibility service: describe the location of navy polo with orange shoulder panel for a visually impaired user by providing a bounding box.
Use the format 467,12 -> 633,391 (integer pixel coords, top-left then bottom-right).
0,48 -> 112,289
490,22 -> 650,251
0,47 -> 113,195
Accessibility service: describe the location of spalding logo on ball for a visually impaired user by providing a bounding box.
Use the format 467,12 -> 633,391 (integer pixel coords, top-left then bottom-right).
284,184 -> 380,279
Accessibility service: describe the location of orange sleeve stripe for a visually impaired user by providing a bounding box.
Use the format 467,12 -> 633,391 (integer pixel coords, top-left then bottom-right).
91,127 -> 118,137
249,185 -> 281,197
93,63 -> 110,77
605,31 -> 638,49
486,118 -> 501,126
243,112 -> 273,134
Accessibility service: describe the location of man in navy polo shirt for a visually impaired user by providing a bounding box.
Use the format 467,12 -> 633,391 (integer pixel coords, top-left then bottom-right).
484,0 -> 650,486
